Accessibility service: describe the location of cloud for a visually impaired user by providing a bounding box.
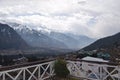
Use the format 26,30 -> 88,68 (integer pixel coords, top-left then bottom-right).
91,14 -> 120,38
0,0 -> 120,39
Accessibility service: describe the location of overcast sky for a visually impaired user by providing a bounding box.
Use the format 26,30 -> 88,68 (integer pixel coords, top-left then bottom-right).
0,0 -> 120,38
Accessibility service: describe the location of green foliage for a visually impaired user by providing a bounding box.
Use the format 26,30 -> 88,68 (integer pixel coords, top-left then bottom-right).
69,78 -> 79,80
54,59 -> 69,78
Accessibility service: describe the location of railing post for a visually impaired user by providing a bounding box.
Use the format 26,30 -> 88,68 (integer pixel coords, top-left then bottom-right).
38,65 -> 41,79
118,65 -> 120,80
3,73 -> 5,80
50,62 -> 52,76
99,65 -> 102,80
23,69 -> 26,80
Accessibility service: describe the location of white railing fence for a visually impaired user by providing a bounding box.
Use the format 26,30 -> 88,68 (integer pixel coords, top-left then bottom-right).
67,60 -> 120,80
0,61 -> 54,80
0,59 -> 120,80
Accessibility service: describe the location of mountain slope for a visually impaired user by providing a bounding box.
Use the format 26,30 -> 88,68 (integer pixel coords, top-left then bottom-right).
83,32 -> 120,51
9,24 -> 68,49
0,23 -> 29,50
48,32 -> 79,49
48,32 -> 95,49
7,22 -> 95,50
66,33 -> 95,48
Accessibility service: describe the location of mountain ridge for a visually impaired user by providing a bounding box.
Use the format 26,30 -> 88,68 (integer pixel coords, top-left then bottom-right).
10,24 -> 68,49
83,32 -> 120,51
5,22 -> 95,50
0,23 -> 29,50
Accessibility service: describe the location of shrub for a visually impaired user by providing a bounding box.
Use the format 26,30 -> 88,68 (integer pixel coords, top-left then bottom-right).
54,59 -> 69,78
69,78 -> 79,80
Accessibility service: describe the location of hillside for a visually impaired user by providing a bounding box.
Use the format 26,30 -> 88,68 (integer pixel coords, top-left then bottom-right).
66,33 -> 95,48
6,22 -> 95,50
47,32 -> 94,49
83,32 -> 120,51
48,32 -> 79,49
0,23 -> 29,50
12,25 -> 68,49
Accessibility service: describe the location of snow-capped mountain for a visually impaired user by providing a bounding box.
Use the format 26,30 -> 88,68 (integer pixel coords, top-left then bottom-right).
8,23 -> 68,49
0,23 -> 29,50
47,32 -> 95,49
7,22 -> 51,34
48,32 -> 79,49
6,22 -> 95,50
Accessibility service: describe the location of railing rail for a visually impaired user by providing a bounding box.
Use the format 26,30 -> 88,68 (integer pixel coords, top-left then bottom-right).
0,59 -> 55,80
67,59 -> 120,80
66,59 -> 119,65
0,59 -> 55,71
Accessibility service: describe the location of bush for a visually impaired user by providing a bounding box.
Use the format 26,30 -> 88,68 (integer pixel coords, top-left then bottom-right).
54,59 -> 69,78
69,78 -> 79,80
